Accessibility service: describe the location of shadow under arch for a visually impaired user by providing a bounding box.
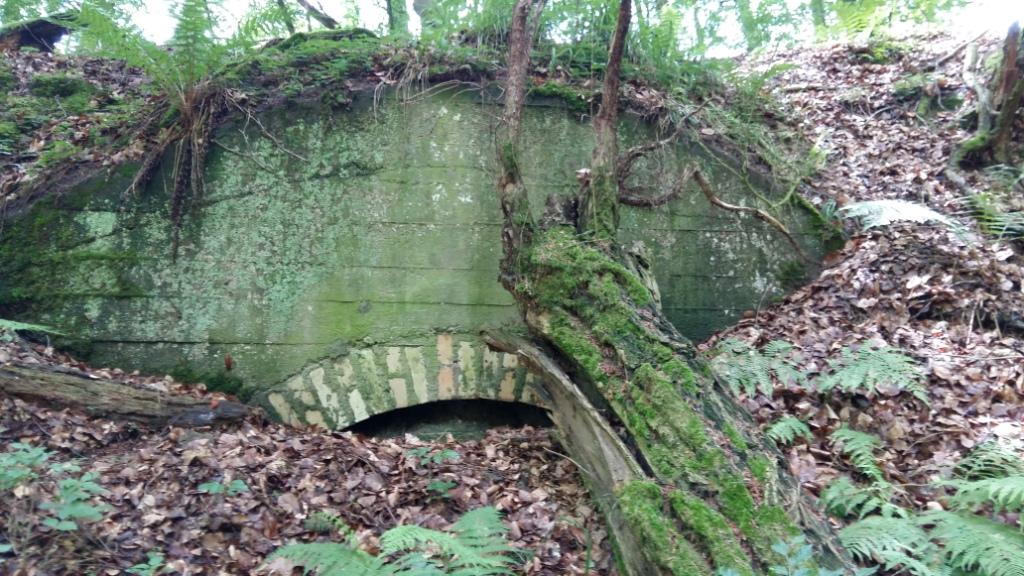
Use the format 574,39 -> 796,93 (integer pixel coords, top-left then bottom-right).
345,398 -> 553,440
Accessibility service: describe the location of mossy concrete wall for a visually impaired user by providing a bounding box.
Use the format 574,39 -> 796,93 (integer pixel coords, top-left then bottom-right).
0,89 -> 821,427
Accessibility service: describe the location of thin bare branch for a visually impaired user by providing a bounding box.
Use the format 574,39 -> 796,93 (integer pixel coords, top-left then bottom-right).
618,168 -> 693,207
693,169 -> 810,261
295,0 -> 338,29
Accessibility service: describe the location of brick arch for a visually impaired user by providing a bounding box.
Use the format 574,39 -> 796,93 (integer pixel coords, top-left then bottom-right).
261,332 -> 545,428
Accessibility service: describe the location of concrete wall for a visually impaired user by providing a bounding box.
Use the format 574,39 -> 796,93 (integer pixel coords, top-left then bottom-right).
0,88 -> 821,426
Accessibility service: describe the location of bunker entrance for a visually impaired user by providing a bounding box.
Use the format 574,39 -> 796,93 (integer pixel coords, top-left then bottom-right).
346,399 -> 553,441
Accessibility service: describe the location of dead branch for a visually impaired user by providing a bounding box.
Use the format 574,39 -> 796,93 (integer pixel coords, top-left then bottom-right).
616,101 -> 706,182
618,168 -> 693,207
295,0 -> 338,29
693,169 -> 810,261
0,363 -> 249,427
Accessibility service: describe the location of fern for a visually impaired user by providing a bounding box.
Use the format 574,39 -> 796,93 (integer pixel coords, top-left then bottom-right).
711,338 -> 805,398
839,200 -> 965,237
818,345 -> 928,403
268,506 -> 517,576
839,516 -> 936,576
830,427 -> 886,483
954,439 -> 1024,480
922,511 -> 1024,576
0,318 -> 63,335
944,475 -> 1024,515
820,475 -> 904,520
265,543 -> 388,575
765,416 -> 812,446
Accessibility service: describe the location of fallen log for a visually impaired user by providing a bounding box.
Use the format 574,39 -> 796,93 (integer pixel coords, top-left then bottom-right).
0,363 -> 250,427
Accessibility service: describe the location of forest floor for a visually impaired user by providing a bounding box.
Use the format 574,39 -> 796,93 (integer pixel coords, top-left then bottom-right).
713,30 -> 1024,517
2,29 -> 1024,576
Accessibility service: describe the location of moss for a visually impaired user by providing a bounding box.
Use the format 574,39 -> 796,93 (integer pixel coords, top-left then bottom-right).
775,259 -> 808,291
548,312 -> 608,387
670,491 -> 754,576
742,505 -> 801,563
29,73 -> 93,98
748,455 -> 771,485
722,422 -> 749,452
528,80 -> 591,112
37,140 -> 79,168
617,481 -> 712,576
663,358 -> 698,394
169,365 -> 246,398
718,473 -> 757,527
0,65 -> 14,92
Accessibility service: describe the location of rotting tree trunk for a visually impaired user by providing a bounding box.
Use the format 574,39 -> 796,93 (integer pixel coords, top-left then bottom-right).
492,1 -> 852,574
0,364 -> 249,427
957,21 -> 1024,168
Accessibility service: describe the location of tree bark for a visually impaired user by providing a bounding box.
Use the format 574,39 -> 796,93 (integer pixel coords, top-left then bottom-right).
957,21 -> 1023,168
385,0 -> 409,36
492,0 -> 852,574
0,363 -> 250,427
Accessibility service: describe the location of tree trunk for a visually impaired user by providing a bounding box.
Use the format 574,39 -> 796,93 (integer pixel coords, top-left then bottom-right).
809,0 -> 827,33
0,363 -> 250,427
386,0 -> 409,36
957,21 -> 1023,168
493,1 -> 852,574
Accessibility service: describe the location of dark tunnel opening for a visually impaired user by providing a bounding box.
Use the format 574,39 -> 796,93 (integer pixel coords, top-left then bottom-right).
346,399 -> 553,441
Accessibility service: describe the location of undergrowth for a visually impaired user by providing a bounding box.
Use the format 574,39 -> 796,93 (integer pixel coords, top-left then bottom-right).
267,506 -> 520,575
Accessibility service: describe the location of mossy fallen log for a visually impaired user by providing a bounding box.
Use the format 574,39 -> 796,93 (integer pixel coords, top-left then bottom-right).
0,363 -> 249,427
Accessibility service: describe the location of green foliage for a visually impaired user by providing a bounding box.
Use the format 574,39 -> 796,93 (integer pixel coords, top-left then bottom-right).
818,345 -> 927,403
766,417 -> 812,446
305,510 -> 356,538
839,200 -> 965,237
820,475 -> 904,520
28,73 -> 93,98
127,551 -> 167,576
954,439 -> 1024,480
943,475 -> 1024,515
267,506 -> 519,575
0,318 -> 64,339
426,480 -> 457,499
839,516 -> 936,576
836,438 -> 1024,576
198,478 -> 249,496
830,427 -> 885,483
406,447 -> 459,467
712,339 -> 805,397
925,511 -> 1024,576
40,470 -> 108,531
0,442 -> 51,491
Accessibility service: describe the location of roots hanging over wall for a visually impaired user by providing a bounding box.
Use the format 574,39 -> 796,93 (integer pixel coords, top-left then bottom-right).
491,0 -> 850,573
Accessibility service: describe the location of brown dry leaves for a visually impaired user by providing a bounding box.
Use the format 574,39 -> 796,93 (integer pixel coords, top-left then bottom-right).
708,33 -> 1024,508
0,343 -> 612,576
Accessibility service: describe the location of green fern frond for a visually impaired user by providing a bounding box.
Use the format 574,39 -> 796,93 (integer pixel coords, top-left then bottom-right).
381,507 -> 515,573
944,476 -> 1024,514
270,507 -> 516,576
0,318 -> 63,335
818,345 -> 928,403
831,427 -> 886,483
839,516 -> 937,576
921,511 -> 1024,576
820,475 -> 904,519
711,338 -> 805,398
955,440 -> 1024,479
765,416 -> 812,446
839,200 -> 965,237
265,542 -> 388,576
